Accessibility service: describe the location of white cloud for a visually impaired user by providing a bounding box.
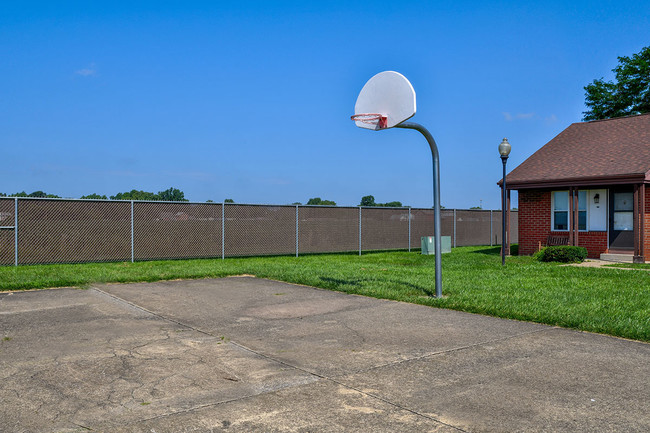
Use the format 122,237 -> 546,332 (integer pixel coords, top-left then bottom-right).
545,114 -> 558,123
516,112 -> 535,119
75,64 -> 96,76
502,112 -> 536,121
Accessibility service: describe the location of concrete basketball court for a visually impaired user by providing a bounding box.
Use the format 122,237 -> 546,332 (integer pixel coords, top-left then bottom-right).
1,277 -> 648,432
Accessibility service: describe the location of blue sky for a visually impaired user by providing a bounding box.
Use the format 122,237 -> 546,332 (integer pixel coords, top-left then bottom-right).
2,1 -> 649,208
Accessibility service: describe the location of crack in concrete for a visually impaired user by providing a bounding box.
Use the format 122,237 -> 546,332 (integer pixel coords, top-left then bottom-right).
337,327 -> 555,377
130,378 -> 317,425
89,287 -> 482,431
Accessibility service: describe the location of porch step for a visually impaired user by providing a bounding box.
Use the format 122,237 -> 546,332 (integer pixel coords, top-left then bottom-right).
600,253 -> 634,263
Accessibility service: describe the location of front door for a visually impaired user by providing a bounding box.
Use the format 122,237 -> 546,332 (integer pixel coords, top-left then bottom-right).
609,188 -> 634,250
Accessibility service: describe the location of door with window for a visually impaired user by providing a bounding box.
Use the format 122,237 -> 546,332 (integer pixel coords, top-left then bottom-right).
609,188 -> 634,249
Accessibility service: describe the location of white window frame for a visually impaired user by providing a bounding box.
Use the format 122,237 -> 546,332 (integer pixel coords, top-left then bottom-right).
551,191 -> 570,232
551,190 -> 588,232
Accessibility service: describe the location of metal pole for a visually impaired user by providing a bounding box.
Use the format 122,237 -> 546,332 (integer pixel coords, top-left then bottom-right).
490,209 -> 493,246
296,205 -> 299,258
222,201 -> 225,260
14,198 -> 18,266
453,208 -> 457,248
358,207 -> 362,256
408,207 -> 411,252
395,122 -> 442,298
501,156 -> 508,266
131,201 -> 134,263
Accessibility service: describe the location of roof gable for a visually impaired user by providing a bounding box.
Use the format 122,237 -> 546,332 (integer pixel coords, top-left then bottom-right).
505,113 -> 650,188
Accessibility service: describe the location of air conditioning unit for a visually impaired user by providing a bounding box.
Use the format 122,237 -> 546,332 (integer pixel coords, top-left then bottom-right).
421,236 -> 451,255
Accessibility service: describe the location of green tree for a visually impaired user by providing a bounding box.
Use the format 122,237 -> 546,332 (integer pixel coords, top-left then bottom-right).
7,191 -> 61,198
206,199 -> 214,203
307,197 -> 336,206
583,46 -> 650,120
110,190 -> 159,201
224,198 -> 235,203
158,187 -> 188,202
359,195 -> 376,206
80,193 -> 107,200
469,206 -> 482,210
360,195 -> 404,207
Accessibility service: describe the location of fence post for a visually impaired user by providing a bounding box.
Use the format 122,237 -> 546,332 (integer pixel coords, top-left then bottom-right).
490,210 -> 493,246
14,198 -> 18,266
408,207 -> 411,252
358,207 -> 362,256
131,201 -> 134,263
222,201 -> 225,260
295,205 -> 299,258
453,208 -> 457,248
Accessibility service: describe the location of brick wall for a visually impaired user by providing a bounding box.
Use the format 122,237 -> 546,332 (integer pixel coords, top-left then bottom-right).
576,231 -> 608,258
518,189 -> 607,258
518,190 -> 551,256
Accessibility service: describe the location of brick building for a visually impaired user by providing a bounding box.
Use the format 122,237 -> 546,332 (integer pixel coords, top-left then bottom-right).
500,113 -> 650,262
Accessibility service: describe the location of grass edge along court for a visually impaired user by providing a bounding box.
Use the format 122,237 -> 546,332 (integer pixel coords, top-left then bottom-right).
1,246 -> 648,343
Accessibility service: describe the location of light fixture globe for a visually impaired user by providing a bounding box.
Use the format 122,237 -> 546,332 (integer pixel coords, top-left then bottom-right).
498,138 -> 511,157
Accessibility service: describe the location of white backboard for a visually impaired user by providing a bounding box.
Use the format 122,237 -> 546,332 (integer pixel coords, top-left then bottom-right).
353,71 -> 416,130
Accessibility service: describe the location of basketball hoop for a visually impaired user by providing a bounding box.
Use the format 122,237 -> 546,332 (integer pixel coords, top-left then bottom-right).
350,113 -> 388,129
350,70 -> 441,298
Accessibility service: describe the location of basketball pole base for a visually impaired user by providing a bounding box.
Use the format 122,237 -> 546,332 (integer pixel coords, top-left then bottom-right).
395,121 -> 443,298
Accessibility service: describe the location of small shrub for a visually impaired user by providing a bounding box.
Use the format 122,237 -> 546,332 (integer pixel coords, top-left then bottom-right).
536,246 -> 588,263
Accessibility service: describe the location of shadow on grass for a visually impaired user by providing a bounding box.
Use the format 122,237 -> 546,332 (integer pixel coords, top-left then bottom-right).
319,276 -> 435,297
470,244 -> 519,256
471,246 -> 501,256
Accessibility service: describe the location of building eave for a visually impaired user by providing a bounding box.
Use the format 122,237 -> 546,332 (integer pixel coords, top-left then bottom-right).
499,173 -> 649,190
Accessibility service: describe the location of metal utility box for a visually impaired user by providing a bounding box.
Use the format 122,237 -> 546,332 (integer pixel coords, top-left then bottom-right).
421,236 -> 451,255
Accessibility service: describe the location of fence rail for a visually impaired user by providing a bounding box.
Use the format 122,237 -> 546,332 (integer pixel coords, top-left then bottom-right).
0,197 -> 518,266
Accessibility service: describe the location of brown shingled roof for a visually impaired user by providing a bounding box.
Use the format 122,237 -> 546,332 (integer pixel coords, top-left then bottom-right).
503,113 -> 650,189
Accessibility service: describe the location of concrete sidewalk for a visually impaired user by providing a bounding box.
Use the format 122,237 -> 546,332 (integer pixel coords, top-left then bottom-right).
1,277 -> 648,432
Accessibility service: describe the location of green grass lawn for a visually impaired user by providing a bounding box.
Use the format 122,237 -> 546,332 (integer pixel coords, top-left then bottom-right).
605,262 -> 650,269
1,246 -> 648,342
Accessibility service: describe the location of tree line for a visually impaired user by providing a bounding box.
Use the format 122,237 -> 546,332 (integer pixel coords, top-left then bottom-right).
0,190 -> 406,207
0,187 -> 190,202
294,195 -> 404,207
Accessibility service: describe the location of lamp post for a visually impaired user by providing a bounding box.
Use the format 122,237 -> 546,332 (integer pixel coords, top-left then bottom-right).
499,138 -> 511,266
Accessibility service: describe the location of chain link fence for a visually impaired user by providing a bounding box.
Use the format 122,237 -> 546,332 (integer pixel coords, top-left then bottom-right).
0,197 -> 517,266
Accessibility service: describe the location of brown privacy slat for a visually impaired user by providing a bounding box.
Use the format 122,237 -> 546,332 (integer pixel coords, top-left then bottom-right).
3,198 -> 520,265
298,206 -> 359,254
0,198 -> 15,227
0,199 -> 15,265
225,204 -> 295,257
361,207 -> 409,251
134,202 -> 222,261
17,200 -> 131,265
0,230 -> 13,266
456,210 -> 492,246
410,208 -> 434,248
